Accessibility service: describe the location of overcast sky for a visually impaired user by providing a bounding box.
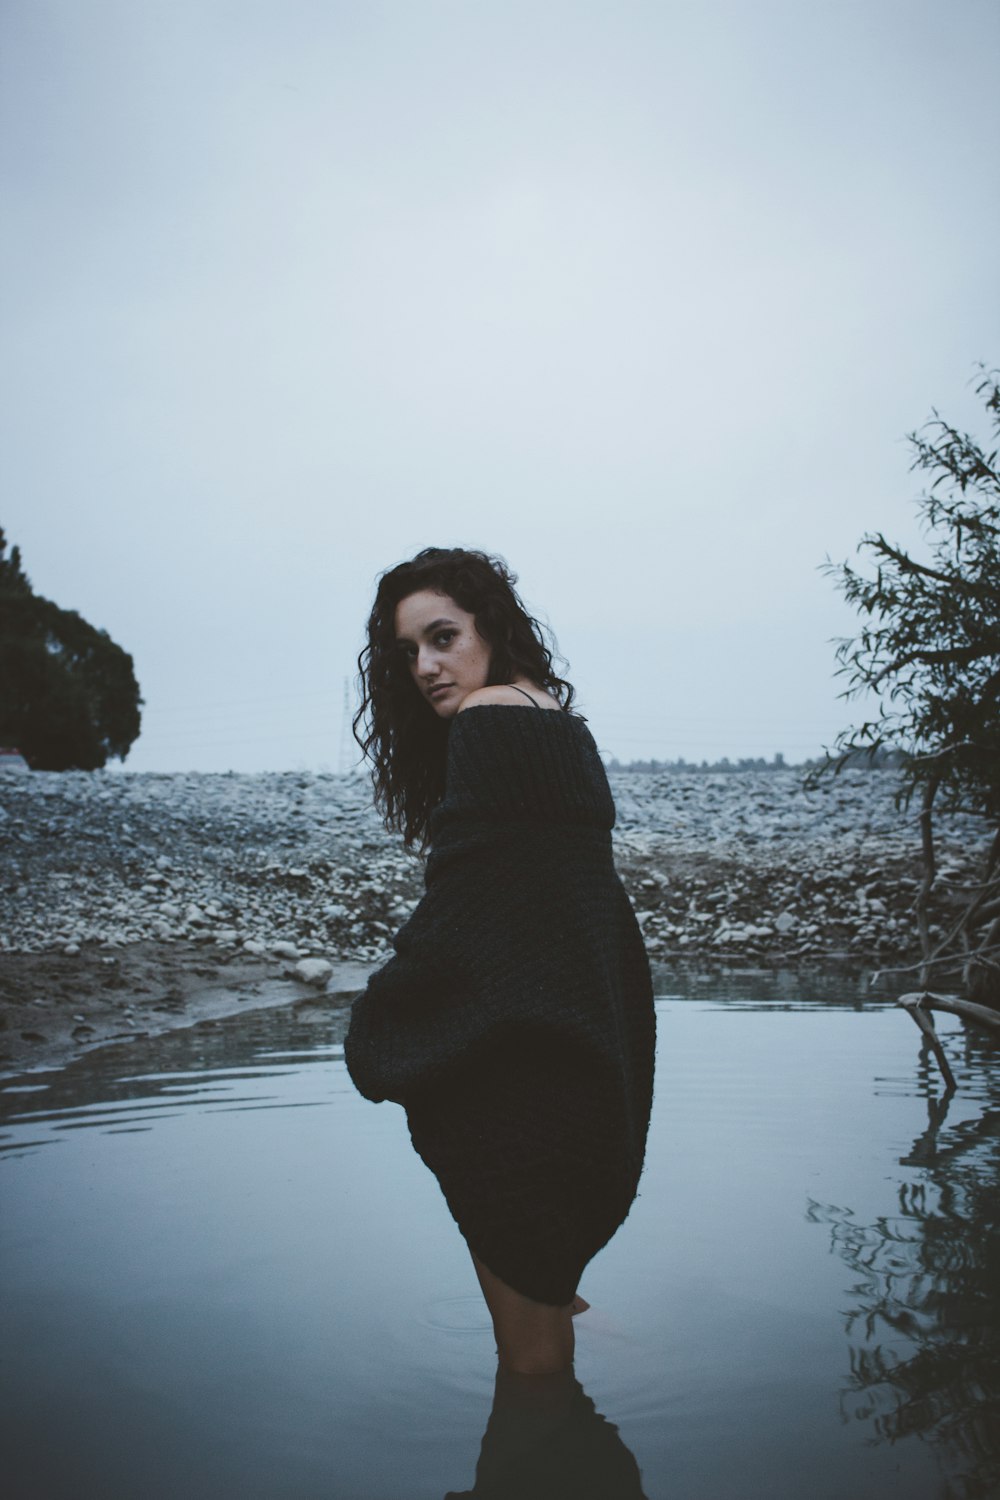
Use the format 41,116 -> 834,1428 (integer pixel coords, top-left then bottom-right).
2,0 -> 998,773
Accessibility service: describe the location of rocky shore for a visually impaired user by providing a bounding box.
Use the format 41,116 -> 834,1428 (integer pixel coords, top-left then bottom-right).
1,765 -> 991,1073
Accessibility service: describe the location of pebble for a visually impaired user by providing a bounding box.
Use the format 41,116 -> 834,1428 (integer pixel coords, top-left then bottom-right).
294,958 -> 334,987
0,767 -> 992,965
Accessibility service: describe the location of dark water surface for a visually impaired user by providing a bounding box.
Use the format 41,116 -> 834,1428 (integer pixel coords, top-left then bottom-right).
2,975 -> 999,1500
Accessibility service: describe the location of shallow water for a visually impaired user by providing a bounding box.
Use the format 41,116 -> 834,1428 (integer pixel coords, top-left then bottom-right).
2,979 -> 999,1500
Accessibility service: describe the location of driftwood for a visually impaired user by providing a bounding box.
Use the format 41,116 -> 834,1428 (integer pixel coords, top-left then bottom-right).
897,990 -> 1000,1092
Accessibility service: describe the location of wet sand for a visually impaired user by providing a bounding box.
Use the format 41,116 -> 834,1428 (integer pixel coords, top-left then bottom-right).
0,940 -> 373,1076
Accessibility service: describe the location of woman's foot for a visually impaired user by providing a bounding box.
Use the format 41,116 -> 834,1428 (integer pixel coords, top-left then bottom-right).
571,1294 -> 590,1316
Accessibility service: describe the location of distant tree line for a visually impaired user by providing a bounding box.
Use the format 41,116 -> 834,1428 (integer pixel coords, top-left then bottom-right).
607,747 -> 907,773
0,529 -> 142,770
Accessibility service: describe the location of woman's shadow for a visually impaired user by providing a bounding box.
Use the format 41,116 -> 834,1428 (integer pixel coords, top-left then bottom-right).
445,1364 -> 650,1499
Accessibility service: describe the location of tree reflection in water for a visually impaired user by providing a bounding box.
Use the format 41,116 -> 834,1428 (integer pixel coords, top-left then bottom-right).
808,1051 -> 1000,1500
445,1365 -> 649,1500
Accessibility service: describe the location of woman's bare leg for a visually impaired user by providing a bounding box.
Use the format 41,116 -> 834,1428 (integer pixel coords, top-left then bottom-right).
470,1250 -> 575,1375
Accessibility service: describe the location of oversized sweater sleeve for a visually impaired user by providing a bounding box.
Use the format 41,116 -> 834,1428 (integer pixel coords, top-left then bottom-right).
342,705 -> 636,1106
340,903 -> 482,1104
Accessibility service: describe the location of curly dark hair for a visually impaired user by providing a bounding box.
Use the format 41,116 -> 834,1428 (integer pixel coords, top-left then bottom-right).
353,546 -> 577,848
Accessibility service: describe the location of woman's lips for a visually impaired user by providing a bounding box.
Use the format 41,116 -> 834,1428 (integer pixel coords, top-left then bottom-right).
429,684 -> 452,700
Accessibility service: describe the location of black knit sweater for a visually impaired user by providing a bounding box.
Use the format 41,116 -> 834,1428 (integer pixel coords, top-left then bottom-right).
343,705 -> 656,1305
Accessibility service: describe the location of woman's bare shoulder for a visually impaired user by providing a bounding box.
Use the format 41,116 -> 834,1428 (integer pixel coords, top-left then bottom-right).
456,684 -> 564,713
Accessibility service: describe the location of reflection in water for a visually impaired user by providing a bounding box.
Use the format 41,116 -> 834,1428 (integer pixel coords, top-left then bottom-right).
0,1004 -> 356,1158
7,991 -> 1000,1498
808,1046 -> 1000,1500
445,1365 -> 649,1500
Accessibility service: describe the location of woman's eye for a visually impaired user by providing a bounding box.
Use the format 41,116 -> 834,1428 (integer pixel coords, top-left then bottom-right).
435,631 -> 456,647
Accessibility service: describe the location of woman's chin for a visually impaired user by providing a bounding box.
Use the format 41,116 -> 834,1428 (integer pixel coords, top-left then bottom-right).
429,690 -> 462,718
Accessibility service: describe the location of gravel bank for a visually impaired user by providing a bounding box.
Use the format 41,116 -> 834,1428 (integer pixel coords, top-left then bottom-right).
1,766 -> 991,1073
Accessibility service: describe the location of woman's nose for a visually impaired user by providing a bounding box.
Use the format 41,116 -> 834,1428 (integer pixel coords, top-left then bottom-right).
418,646 -> 438,677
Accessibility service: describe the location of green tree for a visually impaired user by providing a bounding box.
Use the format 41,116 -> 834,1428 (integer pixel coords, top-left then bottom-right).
0,530 -> 143,770
823,366 -> 1000,1008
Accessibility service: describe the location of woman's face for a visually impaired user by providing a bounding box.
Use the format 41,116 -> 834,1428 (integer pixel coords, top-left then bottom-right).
394,589 -> 492,718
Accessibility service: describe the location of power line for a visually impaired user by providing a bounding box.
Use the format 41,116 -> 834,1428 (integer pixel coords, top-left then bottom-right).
148,687 -> 344,717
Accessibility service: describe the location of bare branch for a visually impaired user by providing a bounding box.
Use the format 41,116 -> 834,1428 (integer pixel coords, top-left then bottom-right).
872,938 -> 1000,982
916,777 -> 940,973
897,995 -> 957,1091
898,990 -> 1000,1034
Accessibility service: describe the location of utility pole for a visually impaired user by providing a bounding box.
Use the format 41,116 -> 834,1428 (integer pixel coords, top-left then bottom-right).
338,676 -> 352,775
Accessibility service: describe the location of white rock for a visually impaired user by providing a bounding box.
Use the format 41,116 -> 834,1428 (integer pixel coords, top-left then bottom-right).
774,911 -> 797,934
272,940 -> 301,959
295,958 -> 333,986
242,939 -> 267,955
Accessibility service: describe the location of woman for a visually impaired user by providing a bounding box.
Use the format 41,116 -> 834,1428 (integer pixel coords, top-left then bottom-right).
344,546 -> 656,1377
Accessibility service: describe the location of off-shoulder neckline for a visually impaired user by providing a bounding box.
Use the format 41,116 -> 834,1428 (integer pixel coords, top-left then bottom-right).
449,703 -> 590,735
453,703 -> 582,719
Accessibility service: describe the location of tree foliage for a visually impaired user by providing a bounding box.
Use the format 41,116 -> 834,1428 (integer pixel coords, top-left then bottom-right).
824,365 -> 1000,817
0,530 -> 142,770
822,367 -> 1000,1008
